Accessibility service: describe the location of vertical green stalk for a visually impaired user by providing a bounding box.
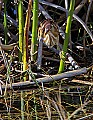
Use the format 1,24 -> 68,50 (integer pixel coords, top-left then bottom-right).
18,0 -> 24,61
31,0 -> 38,61
18,0 -> 24,120
58,0 -> 75,73
4,0 -> 8,44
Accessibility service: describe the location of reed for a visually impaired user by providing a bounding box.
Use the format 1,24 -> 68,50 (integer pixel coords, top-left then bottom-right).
4,0 -> 8,44
58,0 -> 75,73
23,0 -> 32,80
31,0 -> 38,61
18,0 -> 24,61
18,0 -> 24,119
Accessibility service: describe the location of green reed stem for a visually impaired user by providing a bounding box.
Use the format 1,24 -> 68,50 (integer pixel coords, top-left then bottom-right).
18,0 -> 24,120
18,0 -> 24,61
58,0 -> 75,73
31,0 -> 38,61
4,0 -> 8,44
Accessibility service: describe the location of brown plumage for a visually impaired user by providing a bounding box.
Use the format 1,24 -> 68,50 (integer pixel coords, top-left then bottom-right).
38,19 -> 59,47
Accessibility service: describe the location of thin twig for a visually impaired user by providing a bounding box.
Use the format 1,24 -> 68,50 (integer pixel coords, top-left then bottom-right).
83,0 -> 93,57
74,0 -> 87,14
76,113 -> 93,120
69,101 -> 91,119
72,79 -> 93,86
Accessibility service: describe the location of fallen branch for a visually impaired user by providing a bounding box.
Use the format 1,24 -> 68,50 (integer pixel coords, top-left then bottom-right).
2,67 -> 87,91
